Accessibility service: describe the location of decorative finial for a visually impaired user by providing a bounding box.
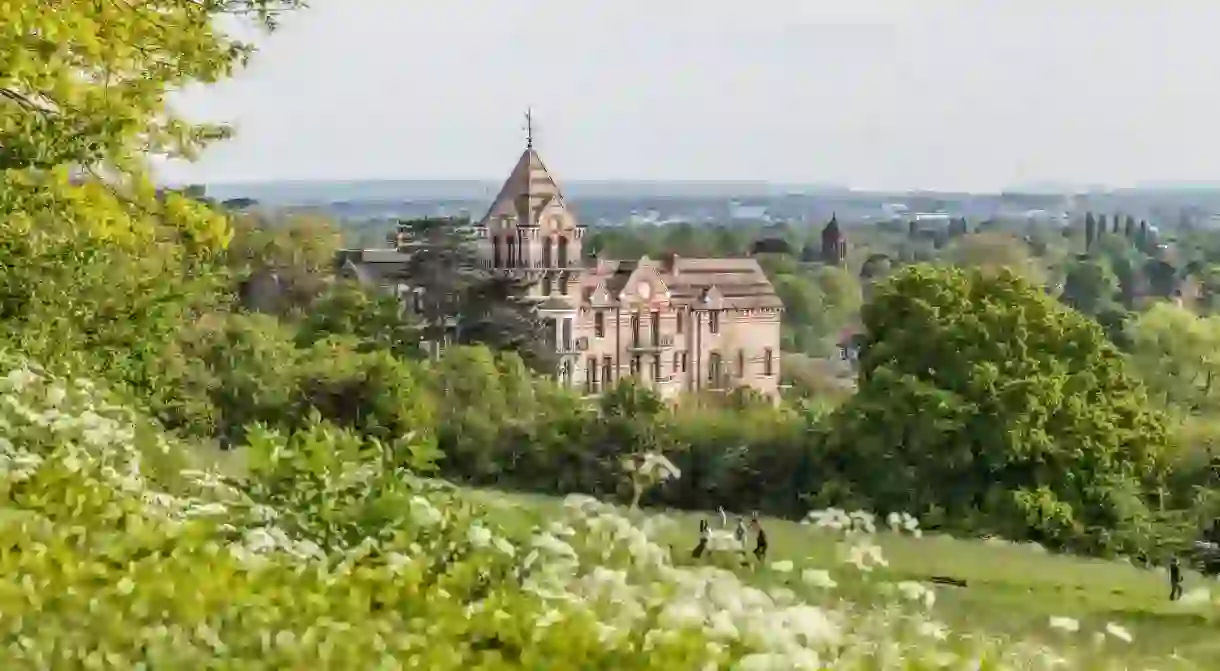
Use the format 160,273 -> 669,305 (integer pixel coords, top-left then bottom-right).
525,107 -> 534,149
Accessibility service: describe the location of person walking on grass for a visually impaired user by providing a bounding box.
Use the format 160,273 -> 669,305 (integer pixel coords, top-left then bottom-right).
751,516 -> 768,564
692,519 -> 710,559
718,506 -> 728,528
1169,555 -> 1184,601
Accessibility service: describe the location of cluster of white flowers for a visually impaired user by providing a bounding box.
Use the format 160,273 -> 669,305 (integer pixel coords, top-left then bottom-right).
803,507 -> 879,536
621,451 -> 681,483
886,511 -> 922,537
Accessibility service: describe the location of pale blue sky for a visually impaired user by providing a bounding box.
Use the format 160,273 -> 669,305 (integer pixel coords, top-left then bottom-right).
162,1 -> 1220,192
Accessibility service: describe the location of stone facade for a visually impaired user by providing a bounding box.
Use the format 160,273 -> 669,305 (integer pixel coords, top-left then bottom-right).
473,144 -> 784,401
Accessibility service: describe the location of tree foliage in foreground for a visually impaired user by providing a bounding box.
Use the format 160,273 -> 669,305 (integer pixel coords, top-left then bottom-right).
825,264 -> 1170,553
1,0 -> 302,171
0,0 -> 302,395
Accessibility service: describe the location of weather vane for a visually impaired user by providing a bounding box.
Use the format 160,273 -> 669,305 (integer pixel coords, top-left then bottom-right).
525,107 -> 534,149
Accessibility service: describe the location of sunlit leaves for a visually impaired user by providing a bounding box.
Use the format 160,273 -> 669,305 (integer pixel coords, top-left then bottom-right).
828,264 -> 1169,554
0,0 -> 302,172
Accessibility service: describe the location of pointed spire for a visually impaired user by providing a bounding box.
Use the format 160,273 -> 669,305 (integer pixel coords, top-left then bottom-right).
481,116 -> 569,225
822,212 -> 841,238
525,107 -> 534,149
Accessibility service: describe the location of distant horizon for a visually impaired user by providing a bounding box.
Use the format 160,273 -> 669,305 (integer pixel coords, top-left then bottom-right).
180,175 -> 1220,197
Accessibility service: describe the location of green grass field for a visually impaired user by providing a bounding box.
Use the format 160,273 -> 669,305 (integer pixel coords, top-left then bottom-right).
469,489 -> 1220,666
203,442 -> 1219,665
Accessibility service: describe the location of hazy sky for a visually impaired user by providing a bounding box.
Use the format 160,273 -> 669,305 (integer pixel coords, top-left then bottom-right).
162,1 -> 1220,192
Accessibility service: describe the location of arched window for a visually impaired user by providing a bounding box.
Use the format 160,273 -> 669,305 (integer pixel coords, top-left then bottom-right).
542,275 -> 552,296
708,352 -> 722,387
558,237 -> 569,267
558,273 -> 569,295
542,238 -> 553,268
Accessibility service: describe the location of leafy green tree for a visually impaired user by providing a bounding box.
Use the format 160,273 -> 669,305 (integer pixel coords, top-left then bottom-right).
1129,302 -> 1220,411
227,212 -> 344,314
395,218 -> 553,370
827,264 -> 1169,552
297,281 -> 421,358
1143,259 -> 1179,299
771,267 -> 861,356
1060,258 -> 1119,315
1,1 -> 301,171
1195,264 -> 1220,312
1137,220 -> 1152,253
860,253 -> 894,281
0,0 -> 300,401
945,231 -> 1046,286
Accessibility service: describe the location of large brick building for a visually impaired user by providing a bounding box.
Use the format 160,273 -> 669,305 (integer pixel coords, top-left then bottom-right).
470,142 -> 784,400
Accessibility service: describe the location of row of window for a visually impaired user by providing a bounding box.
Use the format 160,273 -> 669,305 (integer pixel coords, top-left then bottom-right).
541,274 -> 570,296
594,309 -> 722,339
563,348 -> 777,392
491,236 -> 572,269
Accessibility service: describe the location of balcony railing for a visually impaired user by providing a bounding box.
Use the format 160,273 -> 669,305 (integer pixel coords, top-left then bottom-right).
557,336 -> 589,353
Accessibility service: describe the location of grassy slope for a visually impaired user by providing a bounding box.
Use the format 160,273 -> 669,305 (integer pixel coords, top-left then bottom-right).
470,489 -> 1220,665
203,444 -> 1218,664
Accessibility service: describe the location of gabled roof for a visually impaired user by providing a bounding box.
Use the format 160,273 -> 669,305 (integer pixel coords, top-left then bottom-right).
481,147 -> 569,225
580,255 -> 783,310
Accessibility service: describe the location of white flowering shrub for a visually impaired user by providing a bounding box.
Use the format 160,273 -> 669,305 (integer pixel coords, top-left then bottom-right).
0,356 -> 1191,668
621,451 -> 681,510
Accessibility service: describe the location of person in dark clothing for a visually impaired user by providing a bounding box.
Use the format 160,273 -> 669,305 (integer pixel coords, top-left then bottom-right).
1169,555 -> 1184,601
691,519 -> 709,559
751,518 -> 768,563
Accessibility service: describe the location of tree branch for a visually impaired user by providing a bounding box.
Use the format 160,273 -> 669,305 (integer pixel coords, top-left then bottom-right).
0,87 -> 57,116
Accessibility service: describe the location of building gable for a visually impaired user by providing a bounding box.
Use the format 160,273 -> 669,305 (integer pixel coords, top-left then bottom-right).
616,257 -> 671,308
588,281 -> 615,308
